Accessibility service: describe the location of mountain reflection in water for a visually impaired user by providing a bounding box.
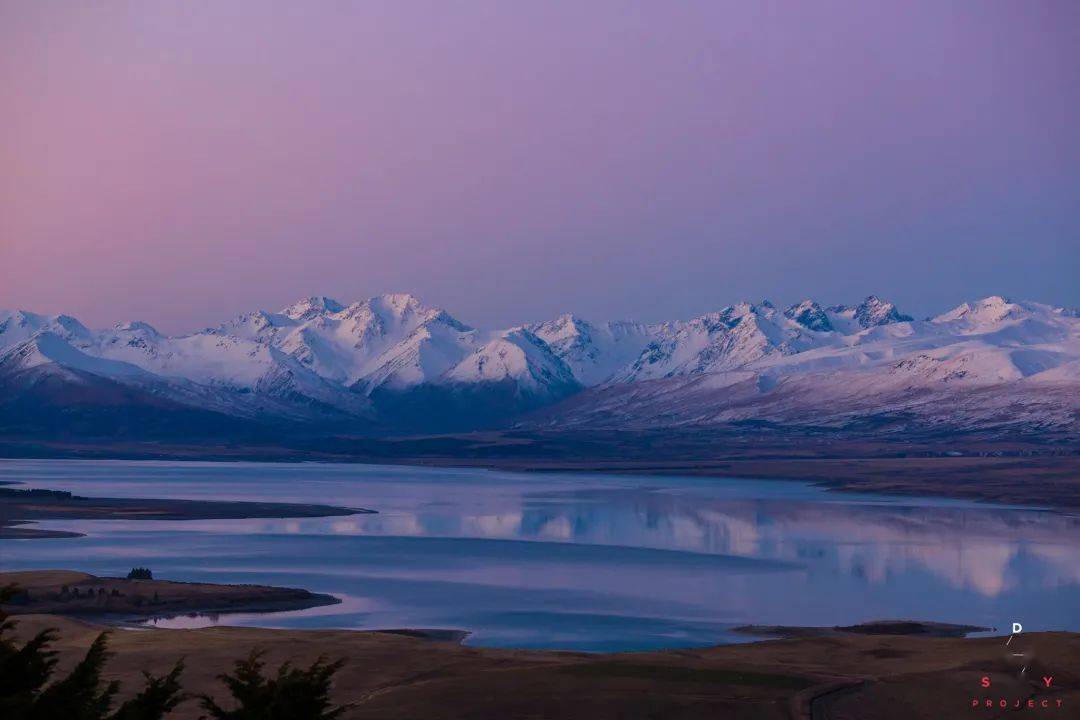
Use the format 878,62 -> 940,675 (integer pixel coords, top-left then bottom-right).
2,460 -> 1078,651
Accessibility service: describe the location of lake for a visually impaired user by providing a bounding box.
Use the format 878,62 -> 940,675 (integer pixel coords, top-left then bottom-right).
2,459 -> 1079,651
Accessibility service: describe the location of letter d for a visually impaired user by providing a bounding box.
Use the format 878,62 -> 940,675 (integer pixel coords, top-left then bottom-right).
1011,622 -> 1023,634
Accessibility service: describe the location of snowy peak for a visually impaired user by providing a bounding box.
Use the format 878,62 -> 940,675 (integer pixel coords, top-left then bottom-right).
2,292 -> 1076,434
784,300 -> 833,332
531,313 -> 591,345
827,296 -> 912,329
0,310 -> 48,353
445,328 -> 579,395
215,310 -> 294,342
925,297 -> 1077,350
281,295 -> 345,321
336,293 -> 463,326
0,310 -> 92,354
353,316 -> 479,393
855,295 -> 912,327
933,295 -> 1022,325
370,293 -> 442,321
50,314 -> 91,337
334,294 -> 470,342
216,293 -> 475,388
114,320 -> 161,336
529,314 -> 656,386
0,331 -> 146,379
614,301 -> 798,383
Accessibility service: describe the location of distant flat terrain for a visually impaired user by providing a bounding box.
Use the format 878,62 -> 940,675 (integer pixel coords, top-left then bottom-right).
4,434 -> 1076,509
467,453 -> 1080,510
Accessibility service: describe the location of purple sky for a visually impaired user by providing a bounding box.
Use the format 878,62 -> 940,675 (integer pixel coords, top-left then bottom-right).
2,1 -> 1078,333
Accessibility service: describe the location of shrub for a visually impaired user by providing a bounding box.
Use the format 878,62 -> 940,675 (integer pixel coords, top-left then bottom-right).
109,661 -> 185,720
0,584 -> 184,720
199,650 -> 348,720
126,568 -> 153,581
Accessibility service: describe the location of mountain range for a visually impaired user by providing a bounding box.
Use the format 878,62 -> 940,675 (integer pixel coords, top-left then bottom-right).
1,293 -> 1077,441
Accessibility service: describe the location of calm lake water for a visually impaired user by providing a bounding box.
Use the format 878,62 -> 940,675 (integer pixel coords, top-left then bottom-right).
2,459 -> 1079,651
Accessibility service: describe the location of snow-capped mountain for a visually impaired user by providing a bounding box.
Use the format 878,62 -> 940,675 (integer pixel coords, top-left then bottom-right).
1,294 -> 1077,437
532,296 -> 1080,438
606,296 -> 917,383
528,314 -> 656,385
211,294 -> 582,418
612,302 -> 795,382
216,293 -> 475,391
0,308 -> 372,423
443,328 -> 579,395
829,295 -> 914,331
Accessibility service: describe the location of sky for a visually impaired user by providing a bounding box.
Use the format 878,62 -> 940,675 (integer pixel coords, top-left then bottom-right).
1,1 -> 1078,334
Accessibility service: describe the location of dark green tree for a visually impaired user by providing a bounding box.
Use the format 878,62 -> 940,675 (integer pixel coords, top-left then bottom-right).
199,650 -> 348,720
28,633 -> 118,720
0,584 -> 184,720
0,584 -> 58,718
110,661 -> 186,720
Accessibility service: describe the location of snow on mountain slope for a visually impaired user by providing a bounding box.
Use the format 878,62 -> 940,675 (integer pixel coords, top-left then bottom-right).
784,300 -> 833,332
531,296 -> 1080,436
536,355 -> 1079,438
605,295 -> 1078,390
611,299 -> 854,382
215,293 -> 583,401
528,314 -> 656,385
0,310 -> 93,354
80,321 -> 368,409
443,328 -> 579,396
356,320 -> 477,393
281,295 -> 346,321
1,311 -> 373,422
828,295 -> 914,331
0,332 -> 148,379
1,294 -> 1076,434
933,295 -> 1026,326
218,293 -> 475,390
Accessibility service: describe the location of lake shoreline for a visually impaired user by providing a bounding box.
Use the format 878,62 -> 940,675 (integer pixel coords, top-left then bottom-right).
4,460 -> 1077,661
7,610 -> 1077,720
732,620 -> 992,639
0,570 -> 998,644
0,570 -> 341,619
0,485 -> 374,540
3,437 -> 1078,510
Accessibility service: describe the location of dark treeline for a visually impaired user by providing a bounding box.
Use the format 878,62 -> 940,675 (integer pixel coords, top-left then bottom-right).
0,585 -> 348,720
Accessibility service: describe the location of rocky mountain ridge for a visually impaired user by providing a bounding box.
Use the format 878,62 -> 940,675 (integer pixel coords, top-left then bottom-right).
1,294 -> 1076,437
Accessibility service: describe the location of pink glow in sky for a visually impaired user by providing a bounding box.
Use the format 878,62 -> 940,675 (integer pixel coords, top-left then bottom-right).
2,1 -> 1078,333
